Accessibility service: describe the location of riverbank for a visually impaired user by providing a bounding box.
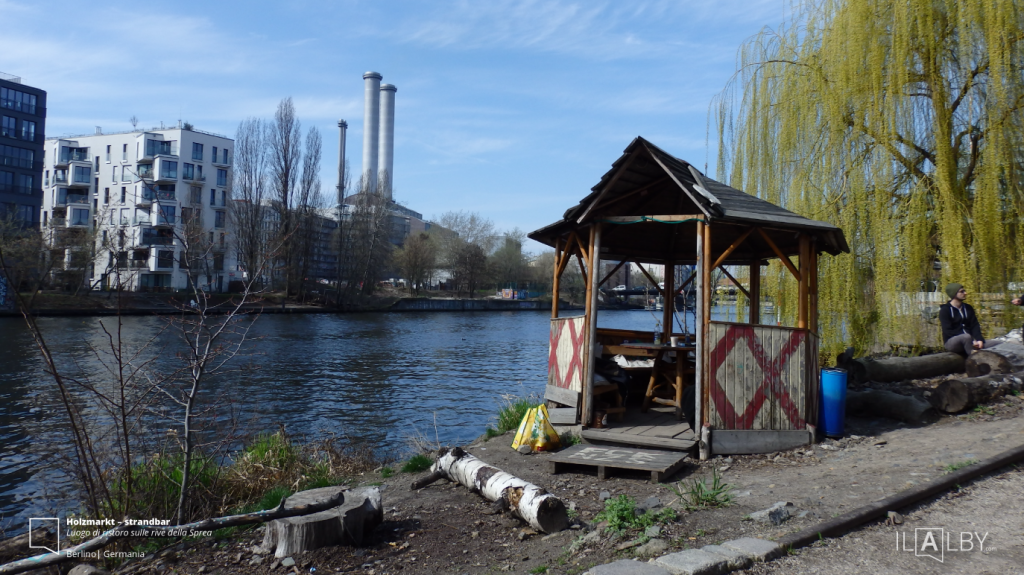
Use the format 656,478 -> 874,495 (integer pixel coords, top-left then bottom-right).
19,388 -> 1020,575
0,292 -> 584,317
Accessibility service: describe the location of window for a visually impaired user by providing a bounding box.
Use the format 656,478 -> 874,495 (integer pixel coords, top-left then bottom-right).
120,207 -> 130,225
21,120 -> 35,142
214,210 -> 225,228
1,144 -> 34,169
110,209 -> 115,225
216,169 -> 227,186
15,204 -> 33,223
183,163 -> 194,180
159,205 -> 175,225
0,87 -> 38,115
112,166 -> 118,182
220,190 -> 226,206
43,169 -> 48,187
94,155 -> 99,171
122,166 -> 133,182
73,166 -> 90,183
181,207 -> 194,225
15,174 -> 32,194
106,145 -> 111,162
157,250 -> 175,269
103,187 -> 109,204
120,187 -> 126,203
159,160 -> 177,179
60,146 -> 88,162
211,146 -> 217,163
0,170 -> 11,192
219,232 -> 225,248
190,186 -> 201,204
192,142 -> 203,161
210,188 -> 215,205
213,253 -> 224,272
1,116 -> 14,137
122,144 -> 127,161
222,149 -> 229,164
70,208 -> 89,226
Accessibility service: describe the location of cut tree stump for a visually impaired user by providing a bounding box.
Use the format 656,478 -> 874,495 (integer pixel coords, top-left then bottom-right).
929,372 -> 1024,413
965,341 -> 1024,377
261,486 -> 381,558
846,389 -> 940,425
843,354 -> 965,385
424,447 -> 568,533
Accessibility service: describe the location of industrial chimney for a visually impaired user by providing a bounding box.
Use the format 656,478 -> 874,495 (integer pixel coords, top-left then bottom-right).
361,71 -> 382,193
337,119 -> 347,209
378,84 -> 397,200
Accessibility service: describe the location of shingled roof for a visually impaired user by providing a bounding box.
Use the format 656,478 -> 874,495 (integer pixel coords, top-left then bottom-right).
529,137 -> 849,264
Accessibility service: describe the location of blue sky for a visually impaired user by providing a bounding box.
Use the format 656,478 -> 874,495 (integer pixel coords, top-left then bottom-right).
1,0 -> 784,251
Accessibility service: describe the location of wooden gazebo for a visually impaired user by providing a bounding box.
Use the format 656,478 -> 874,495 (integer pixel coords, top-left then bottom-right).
529,137 -> 849,458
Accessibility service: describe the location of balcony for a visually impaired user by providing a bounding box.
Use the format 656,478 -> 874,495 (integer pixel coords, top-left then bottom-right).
50,217 -> 67,227
154,214 -> 176,227
136,165 -> 153,179
132,215 -> 152,225
54,174 -> 68,185
0,183 -> 34,195
140,230 -> 174,246
129,260 -> 150,269
56,190 -> 89,206
140,187 -> 176,204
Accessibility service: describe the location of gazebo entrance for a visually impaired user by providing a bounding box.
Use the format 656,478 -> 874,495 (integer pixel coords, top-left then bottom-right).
529,138 -> 849,459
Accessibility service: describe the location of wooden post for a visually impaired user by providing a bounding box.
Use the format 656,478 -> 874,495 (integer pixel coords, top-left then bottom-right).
702,221 -> 712,456
798,234 -> 809,329
662,261 -> 674,340
551,238 -> 562,319
694,222 -> 706,452
749,260 -> 760,325
809,239 -> 818,333
581,224 -> 601,428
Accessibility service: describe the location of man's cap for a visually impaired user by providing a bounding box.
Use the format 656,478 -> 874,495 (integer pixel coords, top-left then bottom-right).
946,283 -> 964,299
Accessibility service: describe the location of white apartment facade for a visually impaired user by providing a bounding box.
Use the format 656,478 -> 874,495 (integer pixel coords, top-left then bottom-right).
41,126 -> 236,292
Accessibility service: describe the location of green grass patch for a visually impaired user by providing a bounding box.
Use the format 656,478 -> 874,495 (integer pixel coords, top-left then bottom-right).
944,459 -> 978,473
494,393 -> 542,434
381,467 -> 395,478
560,431 -> 582,446
529,566 -> 548,574
243,430 -> 299,469
485,427 -> 501,440
672,469 -> 733,509
401,454 -> 433,473
595,495 -> 676,533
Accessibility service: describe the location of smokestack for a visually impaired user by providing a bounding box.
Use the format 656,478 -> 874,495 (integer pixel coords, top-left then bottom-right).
378,84 -> 397,200
362,71 -> 382,193
337,119 -> 348,210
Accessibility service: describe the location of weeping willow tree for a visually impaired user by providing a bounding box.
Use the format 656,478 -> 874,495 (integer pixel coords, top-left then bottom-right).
715,0 -> 1024,358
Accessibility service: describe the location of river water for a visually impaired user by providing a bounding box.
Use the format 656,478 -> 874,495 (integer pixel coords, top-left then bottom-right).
0,306 -> 750,534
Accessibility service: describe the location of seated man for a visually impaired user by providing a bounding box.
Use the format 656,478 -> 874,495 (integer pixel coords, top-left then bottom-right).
939,283 -> 996,355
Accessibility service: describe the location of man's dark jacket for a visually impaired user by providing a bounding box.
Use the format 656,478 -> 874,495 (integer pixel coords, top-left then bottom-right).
939,302 -> 984,343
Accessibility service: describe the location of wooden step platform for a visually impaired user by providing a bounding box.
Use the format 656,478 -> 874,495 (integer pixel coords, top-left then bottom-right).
548,444 -> 689,484
581,406 -> 696,452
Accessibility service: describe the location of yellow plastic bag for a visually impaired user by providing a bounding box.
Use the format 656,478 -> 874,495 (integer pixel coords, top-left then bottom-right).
511,404 -> 562,452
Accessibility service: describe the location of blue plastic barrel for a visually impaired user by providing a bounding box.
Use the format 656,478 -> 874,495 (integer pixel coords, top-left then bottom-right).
820,368 -> 848,438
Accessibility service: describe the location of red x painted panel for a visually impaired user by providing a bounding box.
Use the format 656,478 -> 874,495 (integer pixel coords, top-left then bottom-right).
708,325 -> 806,429
548,317 -> 586,390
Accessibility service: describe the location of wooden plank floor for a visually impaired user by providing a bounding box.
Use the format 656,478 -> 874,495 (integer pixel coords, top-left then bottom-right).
581,407 -> 696,451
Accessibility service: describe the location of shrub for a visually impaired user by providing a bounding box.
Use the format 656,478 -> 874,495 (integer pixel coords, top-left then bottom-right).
401,454 -> 433,473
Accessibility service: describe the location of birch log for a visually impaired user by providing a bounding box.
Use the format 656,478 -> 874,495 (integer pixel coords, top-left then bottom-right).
429,447 -> 568,533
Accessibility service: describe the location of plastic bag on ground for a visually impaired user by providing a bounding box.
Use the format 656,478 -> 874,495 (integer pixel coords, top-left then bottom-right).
511,404 -> 562,452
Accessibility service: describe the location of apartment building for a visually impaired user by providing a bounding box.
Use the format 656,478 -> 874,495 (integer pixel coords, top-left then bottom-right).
41,126 -> 236,292
0,72 -> 46,226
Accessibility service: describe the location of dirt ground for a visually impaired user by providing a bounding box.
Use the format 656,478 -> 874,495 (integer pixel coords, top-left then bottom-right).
89,385 -> 1024,575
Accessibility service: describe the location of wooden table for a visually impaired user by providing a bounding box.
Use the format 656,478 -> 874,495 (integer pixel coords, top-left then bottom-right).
619,343 -> 695,420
